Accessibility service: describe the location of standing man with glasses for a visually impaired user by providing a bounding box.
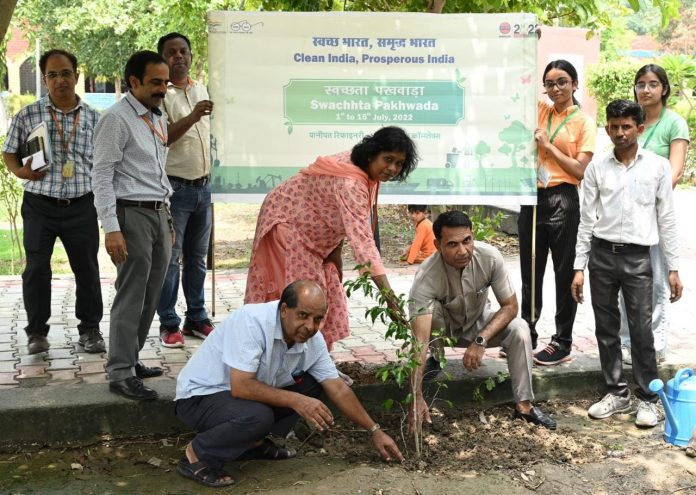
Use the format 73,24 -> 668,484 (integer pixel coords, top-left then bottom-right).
156,32 -> 215,348
93,51 -> 204,400
2,49 -> 104,355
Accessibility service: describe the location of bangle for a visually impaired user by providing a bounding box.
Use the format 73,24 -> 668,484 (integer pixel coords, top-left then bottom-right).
368,423 -> 381,434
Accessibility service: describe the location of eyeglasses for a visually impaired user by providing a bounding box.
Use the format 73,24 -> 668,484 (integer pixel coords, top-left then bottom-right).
635,82 -> 662,91
543,79 -> 570,91
44,70 -> 75,81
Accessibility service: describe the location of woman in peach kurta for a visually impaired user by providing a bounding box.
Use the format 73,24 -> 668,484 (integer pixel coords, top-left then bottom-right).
245,127 -> 419,349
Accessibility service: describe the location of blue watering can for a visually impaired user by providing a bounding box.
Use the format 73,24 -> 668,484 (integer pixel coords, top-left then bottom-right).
649,368 -> 696,447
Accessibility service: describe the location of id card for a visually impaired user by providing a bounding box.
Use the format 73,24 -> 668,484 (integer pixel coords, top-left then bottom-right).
537,165 -> 551,188
62,160 -> 75,179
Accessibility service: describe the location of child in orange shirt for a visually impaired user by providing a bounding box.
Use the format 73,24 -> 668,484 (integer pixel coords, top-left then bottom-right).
401,205 -> 436,264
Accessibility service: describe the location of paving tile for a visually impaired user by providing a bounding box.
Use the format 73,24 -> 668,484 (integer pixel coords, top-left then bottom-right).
0,360 -> 17,373
138,349 -> 162,360
77,361 -> 106,374
329,352 -> 355,363
46,348 -> 76,360
48,370 -> 78,381
46,358 -> 79,371
0,350 -> 17,361
18,354 -> 46,366
16,364 -> 48,377
353,353 -> 387,364
160,353 -> 189,364
165,363 -> 185,379
74,352 -> 108,363
0,342 -> 16,353
351,345 -> 377,355
0,371 -> 18,385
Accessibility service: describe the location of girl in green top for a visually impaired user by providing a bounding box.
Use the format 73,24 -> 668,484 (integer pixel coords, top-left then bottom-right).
620,64 -> 690,363
634,64 -> 689,185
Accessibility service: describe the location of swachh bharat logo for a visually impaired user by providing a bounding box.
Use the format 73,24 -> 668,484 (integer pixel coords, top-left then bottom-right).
230,20 -> 264,34
499,22 -> 512,36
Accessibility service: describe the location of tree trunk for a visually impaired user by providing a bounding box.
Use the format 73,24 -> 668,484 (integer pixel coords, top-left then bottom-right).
427,0 -> 446,13
0,0 -> 18,44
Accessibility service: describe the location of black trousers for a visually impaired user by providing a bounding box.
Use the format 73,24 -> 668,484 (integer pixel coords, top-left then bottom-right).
21,191 -> 103,336
518,183 -> 579,349
589,240 -> 658,402
175,374 -> 323,469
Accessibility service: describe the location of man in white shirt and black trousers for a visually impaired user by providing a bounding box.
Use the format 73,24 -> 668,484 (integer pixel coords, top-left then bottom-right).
571,99 -> 683,428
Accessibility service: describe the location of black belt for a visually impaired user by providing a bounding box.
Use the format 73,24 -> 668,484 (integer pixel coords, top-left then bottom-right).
28,192 -> 91,206
592,237 -> 650,254
116,199 -> 166,210
168,175 -> 209,187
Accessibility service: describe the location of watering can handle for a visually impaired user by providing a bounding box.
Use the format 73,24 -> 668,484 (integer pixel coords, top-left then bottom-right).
674,368 -> 695,392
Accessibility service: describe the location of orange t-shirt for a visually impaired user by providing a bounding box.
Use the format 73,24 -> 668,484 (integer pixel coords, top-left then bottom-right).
407,218 -> 436,264
537,101 -> 597,188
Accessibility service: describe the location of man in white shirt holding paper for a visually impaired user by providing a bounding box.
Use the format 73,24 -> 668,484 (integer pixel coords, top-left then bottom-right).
2,49 -> 104,355
571,99 -> 683,428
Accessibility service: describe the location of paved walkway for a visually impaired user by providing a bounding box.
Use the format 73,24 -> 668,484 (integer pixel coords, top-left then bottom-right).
1,190 -> 695,389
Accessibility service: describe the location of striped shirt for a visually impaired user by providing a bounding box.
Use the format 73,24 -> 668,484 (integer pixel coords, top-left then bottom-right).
92,92 -> 172,233
175,300 -> 339,400
2,95 -> 99,199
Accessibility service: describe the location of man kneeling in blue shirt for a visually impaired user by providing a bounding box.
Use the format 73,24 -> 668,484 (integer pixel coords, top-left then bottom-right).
175,279 -> 403,487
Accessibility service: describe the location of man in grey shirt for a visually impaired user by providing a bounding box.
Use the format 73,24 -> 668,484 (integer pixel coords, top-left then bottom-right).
92,51 -> 205,400
407,211 -> 556,431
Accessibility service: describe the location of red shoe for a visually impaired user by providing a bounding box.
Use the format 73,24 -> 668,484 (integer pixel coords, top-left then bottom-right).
183,318 -> 214,339
160,326 -> 185,348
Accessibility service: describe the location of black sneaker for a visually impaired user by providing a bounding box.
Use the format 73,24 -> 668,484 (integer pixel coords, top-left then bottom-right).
423,356 -> 442,382
78,328 -> 106,353
533,341 -> 571,366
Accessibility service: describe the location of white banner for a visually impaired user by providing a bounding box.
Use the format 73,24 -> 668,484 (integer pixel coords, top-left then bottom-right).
207,11 -> 538,205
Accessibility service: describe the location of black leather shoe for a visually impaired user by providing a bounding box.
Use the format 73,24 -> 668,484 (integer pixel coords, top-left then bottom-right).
109,376 -> 158,400
27,335 -> 50,354
78,328 -> 106,353
423,356 -> 442,382
135,361 -> 164,379
513,406 -> 557,430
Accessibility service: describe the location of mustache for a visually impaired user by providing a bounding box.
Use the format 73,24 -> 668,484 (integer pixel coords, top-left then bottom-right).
153,93 -> 166,99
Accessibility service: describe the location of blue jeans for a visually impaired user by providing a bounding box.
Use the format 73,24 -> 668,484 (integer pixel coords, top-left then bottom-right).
157,179 -> 212,327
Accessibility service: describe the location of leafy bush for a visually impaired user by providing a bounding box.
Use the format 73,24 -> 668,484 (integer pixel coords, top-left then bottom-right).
586,61 -> 638,125
0,135 -> 25,273
5,94 -> 37,118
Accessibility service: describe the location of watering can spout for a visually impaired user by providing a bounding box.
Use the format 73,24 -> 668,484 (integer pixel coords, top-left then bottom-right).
650,378 -> 678,434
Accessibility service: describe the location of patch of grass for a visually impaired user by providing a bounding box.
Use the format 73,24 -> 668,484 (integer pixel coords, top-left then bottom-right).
0,229 -> 69,276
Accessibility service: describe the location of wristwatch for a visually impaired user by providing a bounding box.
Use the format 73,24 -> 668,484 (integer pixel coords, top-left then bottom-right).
368,423 -> 381,434
474,335 -> 487,348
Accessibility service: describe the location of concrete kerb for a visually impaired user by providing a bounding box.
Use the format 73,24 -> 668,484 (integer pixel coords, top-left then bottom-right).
1,364 -> 692,453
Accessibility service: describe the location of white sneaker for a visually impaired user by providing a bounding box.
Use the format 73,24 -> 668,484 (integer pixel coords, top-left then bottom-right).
588,393 -> 632,419
635,400 -> 658,427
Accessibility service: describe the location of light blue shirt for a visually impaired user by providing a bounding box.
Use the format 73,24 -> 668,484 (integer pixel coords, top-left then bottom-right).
92,92 -> 172,233
175,301 -> 339,400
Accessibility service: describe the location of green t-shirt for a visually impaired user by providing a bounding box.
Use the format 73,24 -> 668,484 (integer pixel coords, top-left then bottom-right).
639,108 -> 690,159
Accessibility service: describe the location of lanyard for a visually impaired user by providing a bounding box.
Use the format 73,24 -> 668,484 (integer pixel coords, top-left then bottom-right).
641,108 -> 665,148
546,108 -> 578,144
49,107 -> 81,158
140,115 -> 168,146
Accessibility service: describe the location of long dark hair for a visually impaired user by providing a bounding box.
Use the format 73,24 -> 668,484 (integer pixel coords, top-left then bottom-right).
350,126 -> 419,182
542,59 -> 580,107
634,64 -> 671,107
